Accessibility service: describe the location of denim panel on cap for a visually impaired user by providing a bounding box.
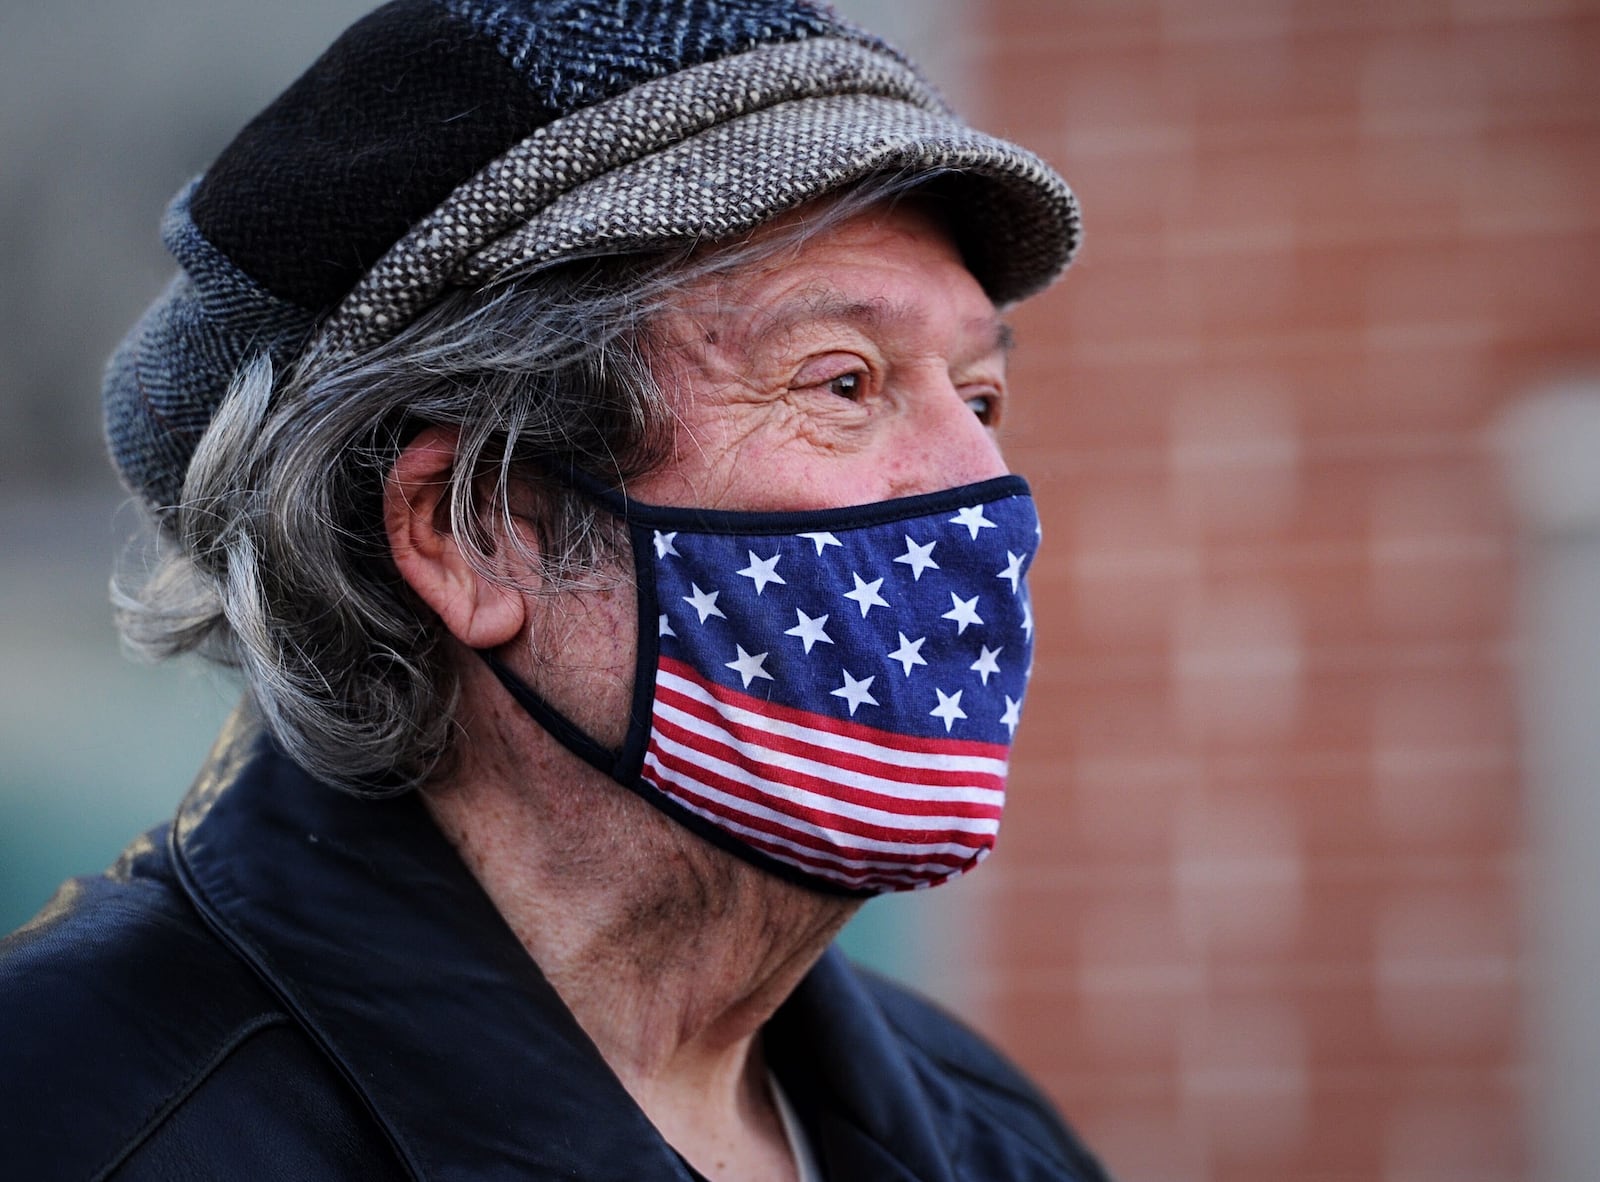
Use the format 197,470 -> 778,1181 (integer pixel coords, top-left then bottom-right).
446,0 -> 858,108
104,184 -> 316,513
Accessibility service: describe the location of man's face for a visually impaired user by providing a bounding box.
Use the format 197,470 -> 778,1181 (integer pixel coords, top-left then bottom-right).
514,200 -> 1016,751
637,201 -> 1013,512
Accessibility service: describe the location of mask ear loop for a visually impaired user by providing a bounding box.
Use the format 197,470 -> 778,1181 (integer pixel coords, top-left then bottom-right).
478,652 -> 623,777
614,515 -> 663,782
473,469 -> 663,782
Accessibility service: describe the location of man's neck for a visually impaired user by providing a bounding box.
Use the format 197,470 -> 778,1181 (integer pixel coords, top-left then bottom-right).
424,690 -> 857,1178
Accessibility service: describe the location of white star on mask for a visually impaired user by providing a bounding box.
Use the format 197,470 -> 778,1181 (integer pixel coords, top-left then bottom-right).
784,609 -> 833,653
1021,598 -> 1034,639
658,614 -> 676,638
725,645 -> 774,689
942,593 -> 983,634
1000,695 -> 1023,736
949,505 -> 997,540
843,573 -> 889,617
683,583 -> 727,624
798,531 -> 842,555
997,551 -> 1025,593
970,645 -> 1003,685
830,669 -> 879,716
653,530 -> 680,559
930,688 -> 967,732
893,536 -> 939,581
736,550 -> 786,595
887,632 -> 928,676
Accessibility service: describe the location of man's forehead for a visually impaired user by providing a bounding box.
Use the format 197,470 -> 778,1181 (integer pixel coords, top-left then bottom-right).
659,287 -> 1014,361
664,226 -> 1017,333
746,291 -> 1013,348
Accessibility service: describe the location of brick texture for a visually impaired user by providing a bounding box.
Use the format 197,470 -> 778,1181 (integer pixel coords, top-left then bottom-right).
969,3 -> 1600,1178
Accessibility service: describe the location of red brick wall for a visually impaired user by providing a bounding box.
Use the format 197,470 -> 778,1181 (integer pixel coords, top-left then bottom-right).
971,3 -> 1600,1178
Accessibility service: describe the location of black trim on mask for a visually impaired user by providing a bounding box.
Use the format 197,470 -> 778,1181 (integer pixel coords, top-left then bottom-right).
617,518 -> 663,785
480,654 -> 621,777
574,472 -> 1032,536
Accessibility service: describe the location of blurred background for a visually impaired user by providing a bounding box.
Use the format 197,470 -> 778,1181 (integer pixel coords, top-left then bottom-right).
2,1 -> 1596,1179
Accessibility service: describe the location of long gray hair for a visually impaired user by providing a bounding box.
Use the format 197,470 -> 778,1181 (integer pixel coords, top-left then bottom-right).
114,174 -> 945,795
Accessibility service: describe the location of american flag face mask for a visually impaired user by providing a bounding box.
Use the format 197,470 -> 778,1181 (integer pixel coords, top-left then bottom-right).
484,475 -> 1039,895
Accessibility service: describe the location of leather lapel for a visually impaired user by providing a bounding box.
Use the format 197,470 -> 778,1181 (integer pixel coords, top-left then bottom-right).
171,713 -> 692,1182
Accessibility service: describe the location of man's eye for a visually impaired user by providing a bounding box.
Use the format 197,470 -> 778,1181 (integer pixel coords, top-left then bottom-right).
827,372 -> 864,400
966,393 -> 995,424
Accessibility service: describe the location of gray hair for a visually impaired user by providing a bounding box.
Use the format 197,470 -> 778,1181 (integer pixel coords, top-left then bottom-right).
114,174 -> 946,795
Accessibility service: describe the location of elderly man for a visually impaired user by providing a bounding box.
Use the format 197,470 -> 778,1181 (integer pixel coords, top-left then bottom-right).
1,2 -> 1104,1179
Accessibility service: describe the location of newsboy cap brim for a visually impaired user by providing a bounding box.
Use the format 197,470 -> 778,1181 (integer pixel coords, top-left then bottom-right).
314,37 -> 1079,356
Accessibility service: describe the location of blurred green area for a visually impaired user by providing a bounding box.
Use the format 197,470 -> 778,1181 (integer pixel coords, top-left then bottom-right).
0,487 -> 235,933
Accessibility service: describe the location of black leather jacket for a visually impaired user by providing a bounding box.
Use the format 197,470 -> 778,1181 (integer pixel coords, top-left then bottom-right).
0,711 -> 1109,1181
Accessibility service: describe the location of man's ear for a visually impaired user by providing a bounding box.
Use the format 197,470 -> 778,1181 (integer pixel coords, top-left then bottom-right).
384,425 -> 527,649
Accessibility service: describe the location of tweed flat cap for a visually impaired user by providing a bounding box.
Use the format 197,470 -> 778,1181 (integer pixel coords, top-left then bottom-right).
104,0 -> 1081,516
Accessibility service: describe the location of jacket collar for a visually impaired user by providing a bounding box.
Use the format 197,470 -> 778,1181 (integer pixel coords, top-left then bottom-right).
171,710 -> 958,1182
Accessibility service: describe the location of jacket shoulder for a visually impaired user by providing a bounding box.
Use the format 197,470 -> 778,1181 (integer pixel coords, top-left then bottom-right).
0,827 -> 363,1179
862,971 -> 1113,1182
